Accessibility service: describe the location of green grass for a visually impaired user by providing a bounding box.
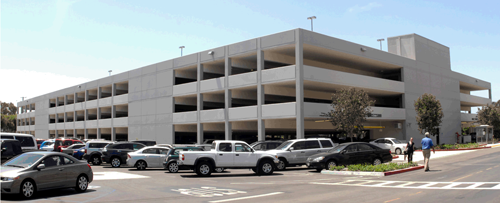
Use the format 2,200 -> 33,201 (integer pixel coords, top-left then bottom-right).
329,162 -> 419,172
434,143 -> 480,149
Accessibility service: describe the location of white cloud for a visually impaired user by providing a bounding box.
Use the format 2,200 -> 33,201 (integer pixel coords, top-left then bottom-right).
0,69 -> 90,104
348,2 -> 382,14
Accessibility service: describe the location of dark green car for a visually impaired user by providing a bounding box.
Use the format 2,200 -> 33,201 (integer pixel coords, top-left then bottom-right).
163,147 -> 224,173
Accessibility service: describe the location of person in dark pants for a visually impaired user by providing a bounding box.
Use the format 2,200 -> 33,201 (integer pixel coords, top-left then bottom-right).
406,137 -> 415,163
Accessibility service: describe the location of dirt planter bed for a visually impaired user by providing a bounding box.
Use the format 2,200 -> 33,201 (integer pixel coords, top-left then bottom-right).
321,165 -> 424,177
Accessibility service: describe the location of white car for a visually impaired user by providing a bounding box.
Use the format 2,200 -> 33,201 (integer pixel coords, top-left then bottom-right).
126,146 -> 171,170
370,138 -> 407,154
39,139 -> 55,151
265,138 -> 336,170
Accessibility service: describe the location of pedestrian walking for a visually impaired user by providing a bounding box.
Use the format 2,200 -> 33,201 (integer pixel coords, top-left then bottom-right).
421,132 -> 435,172
406,137 -> 415,163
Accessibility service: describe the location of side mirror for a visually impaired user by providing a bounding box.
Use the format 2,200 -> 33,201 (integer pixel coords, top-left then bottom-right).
288,147 -> 294,151
37,164 -> 46,170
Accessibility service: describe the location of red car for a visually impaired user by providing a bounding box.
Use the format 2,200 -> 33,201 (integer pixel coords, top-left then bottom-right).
36,138 -> 45,149
54,138 -> 84,152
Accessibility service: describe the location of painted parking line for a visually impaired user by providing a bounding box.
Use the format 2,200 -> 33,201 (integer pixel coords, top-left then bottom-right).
93,172 -> 149,180
310,180 -> 500,190
208,192 -> 284,203
172,187 -> 247,198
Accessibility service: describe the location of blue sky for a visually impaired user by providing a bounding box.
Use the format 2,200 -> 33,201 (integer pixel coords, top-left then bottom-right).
1,0 -> 499,105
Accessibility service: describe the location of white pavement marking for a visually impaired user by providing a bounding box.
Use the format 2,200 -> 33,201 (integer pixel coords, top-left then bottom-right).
172,187 -> 247,198
208,192 -> 284,203
393,150 -> 474,162
93,172 -> 149,180
310,180 -> 500,190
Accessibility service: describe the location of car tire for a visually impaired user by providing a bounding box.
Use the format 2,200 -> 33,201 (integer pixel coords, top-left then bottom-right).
276,158 -> 287,171
168,162 -> 179,173
91,155 -> 101,165
136,160 -> 147,170
251,168 -> 257,173
111,157 -> 121,168
20,179 -> 36,199
259,160 -> 274,175
214,167 -> 225,173
316,168 -> 323,172
326,160 -> 337,170
395,148 -> 402,155
195,161 -> 212,177
75,175 -> 88,193
373,158 -> 382,166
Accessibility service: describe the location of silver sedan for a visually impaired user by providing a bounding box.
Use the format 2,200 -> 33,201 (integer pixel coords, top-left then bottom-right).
0,151 -> 93,198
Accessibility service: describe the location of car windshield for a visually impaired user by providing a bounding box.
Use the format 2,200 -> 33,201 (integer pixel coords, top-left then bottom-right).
276,141 -> 294,150
3,153 -> 44,168
328,145 -> 347,153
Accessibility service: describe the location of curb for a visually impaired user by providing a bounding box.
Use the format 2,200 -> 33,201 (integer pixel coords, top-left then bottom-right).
415,147 -> 491,151
321,165 -> 424,177
392,155 -> 399,159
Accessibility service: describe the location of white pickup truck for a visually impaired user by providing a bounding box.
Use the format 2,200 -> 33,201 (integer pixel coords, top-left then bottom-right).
178,140 -> 280,176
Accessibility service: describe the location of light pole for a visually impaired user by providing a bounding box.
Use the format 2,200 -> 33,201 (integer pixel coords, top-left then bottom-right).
179,46 -> 185,56
307,16 -> 316,31
377,38 -> 385,50
108,70 -> 112,76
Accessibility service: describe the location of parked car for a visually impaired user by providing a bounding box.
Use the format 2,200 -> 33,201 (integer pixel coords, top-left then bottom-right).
40,139 -> 55,151
250,140 -> 284,151
126,146 -> 171,170
306,142 -> 392,171
54,138 -> 84,152
83,140 -> 114,165
131,140 -> 157,146
36,139 -> 45,149
73,147 -> 86,160
178,140 -> 279,176
102,142 -> 146,167
1,140 -> 24,164
0,151 -> 93,198
370,138 -> 407,154
265,138 -> 336,170
162,147 -> 212,173
0,133 -> 37,150
61,144 -> 86,155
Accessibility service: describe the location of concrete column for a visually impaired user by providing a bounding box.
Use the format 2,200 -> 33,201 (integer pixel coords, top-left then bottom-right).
197,123 -> 204,144
112,84 -> 116,96
295,29 -> 305,139
112,106 -> 116,118
257,47 -> 265,141
97,128 -> 101,139
224,48 -> 232,140
489,89 -> 492,100
84,129 -> 88,139
112,128 -> 116,141
73,129 -> 76,138
85,90 -> 89,101
64,130 -> 67,138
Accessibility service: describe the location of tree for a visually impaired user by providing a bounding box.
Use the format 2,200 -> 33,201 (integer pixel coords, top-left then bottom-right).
1,101 -> 18,132
414,93 -> 444,137
477,99 -> 500,131
321,88 -> 375,142
1,101 -> 18,115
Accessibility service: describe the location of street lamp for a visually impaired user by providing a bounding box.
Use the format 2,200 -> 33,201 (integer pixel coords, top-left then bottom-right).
179,46 -> 185,56
307,16 -> 316,31
108,70 -> 112,76
377,38 -> 385,50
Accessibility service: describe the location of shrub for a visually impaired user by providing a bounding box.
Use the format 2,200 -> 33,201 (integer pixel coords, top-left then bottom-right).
329,162 -> 418,172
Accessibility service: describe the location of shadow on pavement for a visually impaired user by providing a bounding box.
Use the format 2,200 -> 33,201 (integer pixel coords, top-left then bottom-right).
128,168 -> 168,171
1,189 -> 96,201
180,173 -> 284,178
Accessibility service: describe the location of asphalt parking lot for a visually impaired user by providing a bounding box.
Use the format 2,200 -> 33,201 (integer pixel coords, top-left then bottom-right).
2,147 -> 500,203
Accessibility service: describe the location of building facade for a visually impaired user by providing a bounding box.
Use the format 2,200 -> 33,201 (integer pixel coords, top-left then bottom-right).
16,29 -> 492,146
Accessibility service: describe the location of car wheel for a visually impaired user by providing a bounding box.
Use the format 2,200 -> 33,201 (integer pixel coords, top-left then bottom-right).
373,158 -> 382,165
214,167 -> 225,173
326,160 -> 337,170
168,162 -> 179,173
196,161 -> 212,176
91,156 -> 101,165
75,175 -> 88,193
276,158 -> 287,171
21,180 -> 35,199
136,160 -> 147,170
259,160 -> 274,175
111,157 -> 121,168
395,148 -> 402,155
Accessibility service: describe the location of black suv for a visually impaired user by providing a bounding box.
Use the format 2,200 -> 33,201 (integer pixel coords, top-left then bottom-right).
1,139 -> 24,163
101,142 -> 146,167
